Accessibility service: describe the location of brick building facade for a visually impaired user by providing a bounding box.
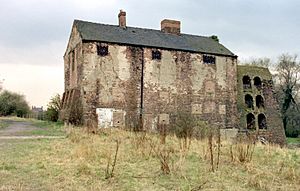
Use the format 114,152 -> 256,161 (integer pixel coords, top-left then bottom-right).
61,11 -> 285,145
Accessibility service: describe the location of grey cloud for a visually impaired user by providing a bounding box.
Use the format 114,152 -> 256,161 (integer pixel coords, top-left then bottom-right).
0,0 -> 299,66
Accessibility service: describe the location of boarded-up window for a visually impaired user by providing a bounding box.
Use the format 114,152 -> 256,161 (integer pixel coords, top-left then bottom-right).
113,111 -> 125,127
96,108 -> 125,128
205,81 -> 215,97
192,104 -> 202,114
203,101 -> 215,113
159,113 -> 169,125
219,105 -> 226,115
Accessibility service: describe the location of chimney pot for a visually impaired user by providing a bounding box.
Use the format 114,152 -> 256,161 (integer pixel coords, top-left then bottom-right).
161,19 -> 181,35
118,10 -> 126,28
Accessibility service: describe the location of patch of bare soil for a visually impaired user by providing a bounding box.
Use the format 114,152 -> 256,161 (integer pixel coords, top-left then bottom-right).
0,120 -> 39,136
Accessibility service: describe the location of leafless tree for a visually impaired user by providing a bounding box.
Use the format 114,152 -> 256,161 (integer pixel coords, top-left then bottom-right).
273,54 -> 300,130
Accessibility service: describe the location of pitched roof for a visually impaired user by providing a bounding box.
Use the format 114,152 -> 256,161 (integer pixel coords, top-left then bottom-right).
74,20 -> 236,57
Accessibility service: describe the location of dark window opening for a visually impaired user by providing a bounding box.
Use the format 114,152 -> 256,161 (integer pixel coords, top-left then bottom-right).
245,94 -> 254,109
97,45 -> 108,56
246,113 -> 255,129
243,75 -> 251,89
152,50 -> 161,60
203,55 -> 216,64
254,76 -> 262,89
258,113 -> 267,129
256,95 -> 264,109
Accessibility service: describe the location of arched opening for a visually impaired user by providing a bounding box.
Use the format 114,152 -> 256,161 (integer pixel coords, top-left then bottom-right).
243,76 -> 251,89
245,94 -> 254,109
258,113 -> 267,129
246,113 -> 255,129
256,95 -> 264,108
254,76 -> 262,89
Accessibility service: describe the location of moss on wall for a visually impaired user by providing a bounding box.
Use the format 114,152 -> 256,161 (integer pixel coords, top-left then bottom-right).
237,65 -> 286,145
237,65 -> 272,128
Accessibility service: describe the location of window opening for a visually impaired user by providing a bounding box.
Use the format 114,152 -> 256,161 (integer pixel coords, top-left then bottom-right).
243,75 -> 251,89
256,95 -> 264,109
97,45 -> 108,56
258,113 -> 267,129
246,113 -> 255,129
245,94 -> 254,109
152,50 -> 161,60
254,76 -> 262,89
203,55 -> 216,64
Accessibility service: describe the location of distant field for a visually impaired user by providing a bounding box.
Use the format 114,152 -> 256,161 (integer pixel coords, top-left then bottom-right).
0,118 -> 299,190
287,137 -> 300,144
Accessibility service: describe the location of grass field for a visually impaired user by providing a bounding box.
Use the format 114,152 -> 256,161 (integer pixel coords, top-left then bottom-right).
0,118 -> 299,190
287,137 -> 300,144
0,118 -> 9,129
0,121 -> 300,191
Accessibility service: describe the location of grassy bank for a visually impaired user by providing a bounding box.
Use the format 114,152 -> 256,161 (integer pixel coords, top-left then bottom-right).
0,127 -> 299,191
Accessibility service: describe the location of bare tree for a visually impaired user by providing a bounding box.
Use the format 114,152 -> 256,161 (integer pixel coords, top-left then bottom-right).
0,78 -> 4,92
240,57 -> 271,68
273,54 -> 300,131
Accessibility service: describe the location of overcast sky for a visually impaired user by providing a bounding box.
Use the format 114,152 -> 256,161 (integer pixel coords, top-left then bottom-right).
0,0 -> 299,107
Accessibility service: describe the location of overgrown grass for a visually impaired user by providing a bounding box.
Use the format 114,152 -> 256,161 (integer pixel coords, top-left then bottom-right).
287,137 -> 300,144
0,127 -> 299,190
0,118 -> 9,129
27,120 -> 65,136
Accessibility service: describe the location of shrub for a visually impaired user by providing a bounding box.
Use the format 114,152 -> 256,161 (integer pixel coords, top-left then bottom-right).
173,112 -> 208,150
0,90 -> 30,117
45,94 -> 61,122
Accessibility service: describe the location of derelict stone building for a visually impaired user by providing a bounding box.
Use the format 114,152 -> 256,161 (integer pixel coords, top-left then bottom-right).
61,10 -> 285,145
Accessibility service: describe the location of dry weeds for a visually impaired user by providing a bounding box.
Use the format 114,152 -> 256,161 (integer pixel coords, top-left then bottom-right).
0,126 -> 299,190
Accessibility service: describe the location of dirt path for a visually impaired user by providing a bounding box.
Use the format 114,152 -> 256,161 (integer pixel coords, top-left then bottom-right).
0,119 -> 65,140
0,120 -> 39,136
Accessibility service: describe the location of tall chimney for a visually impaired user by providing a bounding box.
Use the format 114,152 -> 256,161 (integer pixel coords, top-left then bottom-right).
161,19 -> 181,35
118,10 -> 126,28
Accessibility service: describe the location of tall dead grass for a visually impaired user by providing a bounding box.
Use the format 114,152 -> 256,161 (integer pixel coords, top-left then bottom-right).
64,127 -> 299,190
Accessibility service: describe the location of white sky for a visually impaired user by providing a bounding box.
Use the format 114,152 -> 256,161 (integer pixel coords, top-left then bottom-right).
0,0 -> 299,108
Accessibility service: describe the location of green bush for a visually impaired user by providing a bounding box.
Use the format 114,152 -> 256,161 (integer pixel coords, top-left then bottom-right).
45,94 -> 61,122
0,90 -> 30,117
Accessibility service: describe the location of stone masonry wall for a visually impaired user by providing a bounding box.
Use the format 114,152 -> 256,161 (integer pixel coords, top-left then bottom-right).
62,25 -> 238,130
237,65 -> 286,146
77,41 -> 238,130
143,48 -> 238,130
80,43 -> 142,128
61,25 -> 83,120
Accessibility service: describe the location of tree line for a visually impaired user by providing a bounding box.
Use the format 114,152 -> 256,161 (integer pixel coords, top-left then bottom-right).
0,89 -> 61,122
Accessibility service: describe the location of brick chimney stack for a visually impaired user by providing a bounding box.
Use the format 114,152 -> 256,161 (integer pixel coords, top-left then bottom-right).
118,10 -> 126,28
161,19 -> 181,35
